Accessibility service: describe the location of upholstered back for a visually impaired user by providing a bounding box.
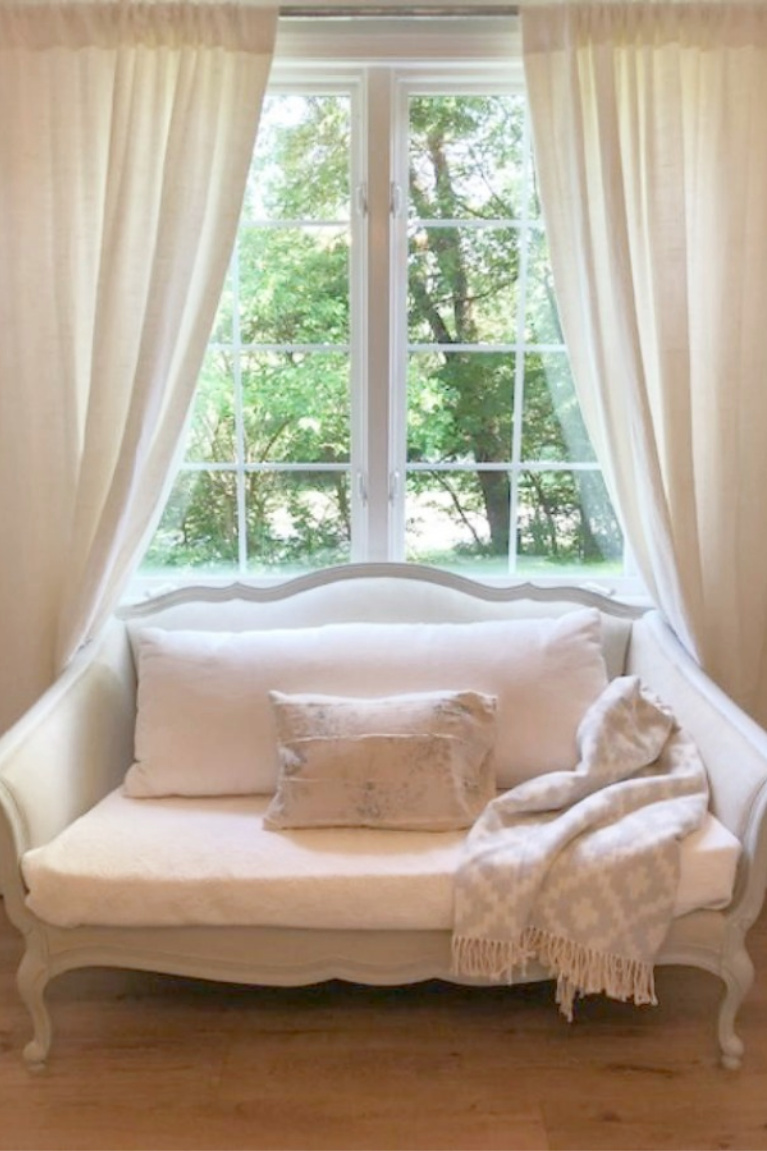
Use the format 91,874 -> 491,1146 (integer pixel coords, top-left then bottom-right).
121,565 -> 641,682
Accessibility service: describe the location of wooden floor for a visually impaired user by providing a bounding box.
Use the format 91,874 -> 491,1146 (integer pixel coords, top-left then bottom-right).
1,902 -> 767,1151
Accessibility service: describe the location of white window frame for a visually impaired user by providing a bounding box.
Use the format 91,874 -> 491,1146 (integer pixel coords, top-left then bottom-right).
130,17 -> 645,600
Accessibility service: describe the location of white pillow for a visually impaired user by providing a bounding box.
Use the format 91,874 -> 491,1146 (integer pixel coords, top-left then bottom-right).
264,689 -> 498,831
124,611 -> 607,798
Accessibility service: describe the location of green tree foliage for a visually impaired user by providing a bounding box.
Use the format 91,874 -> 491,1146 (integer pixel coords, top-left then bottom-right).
144,90 -> 622,577
146,96 -> 353,574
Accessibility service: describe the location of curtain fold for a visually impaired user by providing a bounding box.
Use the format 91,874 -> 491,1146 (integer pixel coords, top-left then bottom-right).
0,2 -> 277,733
522,2 -> 767,724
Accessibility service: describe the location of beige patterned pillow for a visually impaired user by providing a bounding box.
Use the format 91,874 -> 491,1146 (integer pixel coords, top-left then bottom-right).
263,690 -> 498,831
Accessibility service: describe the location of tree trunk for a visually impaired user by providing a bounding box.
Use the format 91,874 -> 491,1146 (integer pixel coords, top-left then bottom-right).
477,470 -> 510,557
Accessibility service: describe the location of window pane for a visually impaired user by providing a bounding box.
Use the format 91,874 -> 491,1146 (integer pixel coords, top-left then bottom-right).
409,95 -> 527,222
238,226 -> 349,346
210,269 -> 235,344
242,352 -> 350,464
528,164 -> 543,222
522,353 -> 596,464
408,351 -> 514,464
244,94 -> 351,222
525,229 -> 562,345
405,469 -> 511,572
185,350 -> 236,465
408,225 -> 519,344
245,471 -> 351,574
517,470 -> 623,575
141,470 -> 239,575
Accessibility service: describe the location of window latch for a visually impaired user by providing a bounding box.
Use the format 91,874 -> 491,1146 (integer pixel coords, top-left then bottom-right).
355,184 -> 368,217
388,469 -> 400,504
390,183 -> 402,218
356,470 -> 368,506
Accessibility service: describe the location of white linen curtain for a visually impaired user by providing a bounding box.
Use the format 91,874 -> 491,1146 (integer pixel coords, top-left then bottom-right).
522,2 -> 767,725
0,2 -> 277,732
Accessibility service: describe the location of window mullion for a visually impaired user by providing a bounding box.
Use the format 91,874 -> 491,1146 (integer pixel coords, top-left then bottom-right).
387,71 -> 412,563
231,238 -> 249,575
348,74 -> 367,562
363,67 -> 399,562
508,105 -> 534,579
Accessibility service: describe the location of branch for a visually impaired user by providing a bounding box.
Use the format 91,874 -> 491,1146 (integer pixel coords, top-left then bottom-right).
431,471 -> 484,548
522,469 -> 559,557
409,273 -> 454,346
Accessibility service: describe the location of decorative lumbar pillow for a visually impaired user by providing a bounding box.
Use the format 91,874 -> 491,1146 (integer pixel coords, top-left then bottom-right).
124,610 -> 607,798
263,690 -> 498,831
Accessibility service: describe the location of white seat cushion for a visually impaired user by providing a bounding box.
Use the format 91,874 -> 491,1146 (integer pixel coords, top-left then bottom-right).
22,788 -> 741,930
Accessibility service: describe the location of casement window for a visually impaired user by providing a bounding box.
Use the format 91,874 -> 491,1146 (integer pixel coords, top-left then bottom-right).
141,17 -> 629,589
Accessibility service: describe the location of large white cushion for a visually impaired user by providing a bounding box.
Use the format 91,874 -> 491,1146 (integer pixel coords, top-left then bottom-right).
124,611 -> 608,798
22,789 -> 741,930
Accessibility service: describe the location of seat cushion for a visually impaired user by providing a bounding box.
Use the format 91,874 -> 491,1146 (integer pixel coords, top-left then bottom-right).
22,788 -> 741,930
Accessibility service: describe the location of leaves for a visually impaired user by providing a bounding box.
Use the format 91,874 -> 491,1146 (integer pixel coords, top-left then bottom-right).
237,226 -> 350,346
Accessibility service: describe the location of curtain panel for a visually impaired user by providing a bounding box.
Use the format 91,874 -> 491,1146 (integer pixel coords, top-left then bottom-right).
522,2 -> 767,725
0,2 -> 277,733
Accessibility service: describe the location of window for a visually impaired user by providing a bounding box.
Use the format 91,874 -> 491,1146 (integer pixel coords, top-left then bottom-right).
142,33 -> 626,588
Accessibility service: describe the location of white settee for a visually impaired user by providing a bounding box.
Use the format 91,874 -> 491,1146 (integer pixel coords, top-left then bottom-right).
1,563 -> 766,1069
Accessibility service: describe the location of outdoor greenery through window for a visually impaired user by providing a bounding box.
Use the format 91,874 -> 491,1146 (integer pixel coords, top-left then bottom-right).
145,90 -> 355,576
142,66 -> 625,584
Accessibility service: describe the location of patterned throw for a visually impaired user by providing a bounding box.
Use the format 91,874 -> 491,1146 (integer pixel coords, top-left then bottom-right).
452,676 -> 709,1017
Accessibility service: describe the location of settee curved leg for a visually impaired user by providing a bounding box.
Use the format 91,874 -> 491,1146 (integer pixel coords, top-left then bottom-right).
717,945 -> 754,1071
17,946 -> 53,1069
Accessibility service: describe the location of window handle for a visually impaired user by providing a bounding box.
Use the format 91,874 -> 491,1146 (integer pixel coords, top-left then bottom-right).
388,469 -> 400,504
390,182 -> 402,218
355,183 -> 368,217
356,470 -> 368,506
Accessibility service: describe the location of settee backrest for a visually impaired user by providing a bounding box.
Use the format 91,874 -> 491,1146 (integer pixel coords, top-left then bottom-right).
0,565 -> 645,867
121,565 -> 643,683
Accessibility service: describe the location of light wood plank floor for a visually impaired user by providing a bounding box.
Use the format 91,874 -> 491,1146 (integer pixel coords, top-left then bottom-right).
1,900 -> 766,1151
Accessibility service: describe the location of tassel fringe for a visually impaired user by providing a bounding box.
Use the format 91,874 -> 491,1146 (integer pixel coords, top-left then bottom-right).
452,928 -> 657,1020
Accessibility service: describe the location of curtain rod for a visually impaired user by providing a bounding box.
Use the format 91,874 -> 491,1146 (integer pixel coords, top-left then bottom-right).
280,6 -> 519,16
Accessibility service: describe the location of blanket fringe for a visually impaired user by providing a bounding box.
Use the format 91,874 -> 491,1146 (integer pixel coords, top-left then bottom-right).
452,928 -> 657,1021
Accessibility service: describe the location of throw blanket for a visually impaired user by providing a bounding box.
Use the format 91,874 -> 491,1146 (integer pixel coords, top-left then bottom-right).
452,676 -> 709,1018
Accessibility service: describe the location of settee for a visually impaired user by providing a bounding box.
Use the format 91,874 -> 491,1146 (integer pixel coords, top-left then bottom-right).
1,563 -> 766,1069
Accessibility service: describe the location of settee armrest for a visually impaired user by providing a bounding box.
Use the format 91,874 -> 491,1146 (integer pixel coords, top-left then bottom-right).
627,611 -> 767,929
0,619 -> 136,925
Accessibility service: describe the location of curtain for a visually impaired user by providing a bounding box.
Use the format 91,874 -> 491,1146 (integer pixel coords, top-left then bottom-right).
0,2 -> 277,733
522,2 -> 767,724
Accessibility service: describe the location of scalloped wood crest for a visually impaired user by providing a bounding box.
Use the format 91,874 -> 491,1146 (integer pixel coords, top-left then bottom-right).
119,561 -> 646,621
